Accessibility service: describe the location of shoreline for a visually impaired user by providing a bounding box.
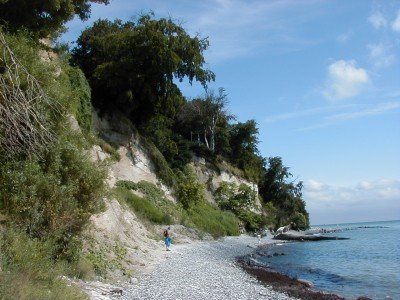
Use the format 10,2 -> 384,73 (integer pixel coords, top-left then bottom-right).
236,252 -> 346,300
77,234 -> 360,299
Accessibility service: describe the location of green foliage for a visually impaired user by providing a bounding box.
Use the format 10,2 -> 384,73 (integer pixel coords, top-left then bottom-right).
259,157 -> 310,230
0,27 -> 107,296
176,166 -> 205,209
229,120 -> 265,182
236,210 -> 268,232
141,115 -> 192,169
177,88 -> 233,153
114,186 -> 172,224
84,240 -> 130,277
214,182 -> 265,230
0,229 -> 86,300
214,182 -> 257,213
184,202 -> 240,238
85,249 -> 109,277
142,115 -> 178,158
262,201 -> 278,227
0,29 -> 94,139
139,135 -> 177,189
0,134 -> 106,259
95,138 -> 121,162
118,180 -> 184,223
0,0 -> 109,38
66,66 -> 92,133
72,14 -> 214,125
116,180 -> 239,237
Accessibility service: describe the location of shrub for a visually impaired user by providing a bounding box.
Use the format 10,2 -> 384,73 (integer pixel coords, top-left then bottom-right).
0,229 -> 86,300
236,210 -> 268,232
214,182 -> 266,231
0,134 -> 106,260
176,166 -> 205,209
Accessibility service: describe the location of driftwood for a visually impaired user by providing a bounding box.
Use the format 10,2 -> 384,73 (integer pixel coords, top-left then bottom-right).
0,31 -> 60,158
274,232 -> 349,241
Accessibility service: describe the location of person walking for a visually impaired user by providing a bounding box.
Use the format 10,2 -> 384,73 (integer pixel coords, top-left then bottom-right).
163,226 -> 172,251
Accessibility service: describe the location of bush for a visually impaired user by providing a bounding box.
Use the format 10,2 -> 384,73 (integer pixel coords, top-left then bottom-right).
213,181 -> 263,230
176,166 -> 205,209
214,182 -> 257,213
236,210 -> 268,232
0,229 -> 86,300
0,134 -> 106,260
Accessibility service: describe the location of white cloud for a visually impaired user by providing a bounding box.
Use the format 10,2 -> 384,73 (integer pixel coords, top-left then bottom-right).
326,102 -> 400,122
368,10 -> 388,29
392,10 -> 400,32
304,179 -> 400,224
263,104 -> 361,123
295,102 -> 400,131
151,0 -> 323,63
323,60 -> 369,101
368,43 -> 396,68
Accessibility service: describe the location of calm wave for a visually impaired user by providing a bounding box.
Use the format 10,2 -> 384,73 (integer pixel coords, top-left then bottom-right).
255,220 -> 400,299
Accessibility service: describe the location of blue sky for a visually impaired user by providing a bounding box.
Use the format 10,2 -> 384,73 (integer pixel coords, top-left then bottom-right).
61,0 -> 400,225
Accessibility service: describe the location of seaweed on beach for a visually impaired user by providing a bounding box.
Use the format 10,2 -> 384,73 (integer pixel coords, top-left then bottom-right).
236,256 -> 346,300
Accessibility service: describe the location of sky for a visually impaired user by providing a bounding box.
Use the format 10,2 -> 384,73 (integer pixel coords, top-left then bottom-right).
61,0 -> 400,225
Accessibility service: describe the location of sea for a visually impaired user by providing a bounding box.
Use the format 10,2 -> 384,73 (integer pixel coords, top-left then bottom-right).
256,220 -> 400,300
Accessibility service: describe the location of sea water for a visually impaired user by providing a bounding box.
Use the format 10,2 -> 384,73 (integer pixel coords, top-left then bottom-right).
256,220 -> 400,299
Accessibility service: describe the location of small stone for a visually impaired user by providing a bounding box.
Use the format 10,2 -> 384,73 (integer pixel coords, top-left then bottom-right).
130,277 -> 138,284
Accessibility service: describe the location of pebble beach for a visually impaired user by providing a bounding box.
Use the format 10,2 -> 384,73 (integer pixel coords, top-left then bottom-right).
120,235 -> 297,300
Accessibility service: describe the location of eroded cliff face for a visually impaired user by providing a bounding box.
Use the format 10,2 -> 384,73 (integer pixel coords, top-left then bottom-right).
191,159 -> 261,212
83,112 -> 261,281
92,112 -> 261,206
91,111 -> 175,200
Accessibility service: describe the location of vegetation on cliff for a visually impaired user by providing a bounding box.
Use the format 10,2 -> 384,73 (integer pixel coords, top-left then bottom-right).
0,29 -> 106,298
0,4 -> 309,296
71,13 -> 309,230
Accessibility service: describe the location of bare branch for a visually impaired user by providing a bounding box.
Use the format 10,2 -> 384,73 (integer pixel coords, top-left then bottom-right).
0,31 -> 61,158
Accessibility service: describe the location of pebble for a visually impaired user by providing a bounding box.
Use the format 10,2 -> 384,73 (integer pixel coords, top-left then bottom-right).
115,236 -> 299,300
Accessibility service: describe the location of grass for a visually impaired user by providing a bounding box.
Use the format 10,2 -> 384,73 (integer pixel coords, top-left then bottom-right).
115,180 -> 240,238
0,229 -> 87,300
114,186 -> 171,224
116,180 -> 182,223
184,202 -> 240,238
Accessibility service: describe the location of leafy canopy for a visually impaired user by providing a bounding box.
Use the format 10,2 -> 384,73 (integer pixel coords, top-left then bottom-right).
0,0 -> 109,37
259,157 -> 309,230
72,14 -> 215,125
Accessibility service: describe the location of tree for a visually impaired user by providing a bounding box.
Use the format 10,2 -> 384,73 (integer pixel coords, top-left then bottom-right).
259,157 -> 309,230
229,120 -> 265,181
0,0 -> 109,37
72,15 -> 215,126
178,88 -> 233,152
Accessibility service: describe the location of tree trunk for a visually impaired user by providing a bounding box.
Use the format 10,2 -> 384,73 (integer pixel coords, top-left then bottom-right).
204,130 -> 209,148
210,127 -> 215,152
